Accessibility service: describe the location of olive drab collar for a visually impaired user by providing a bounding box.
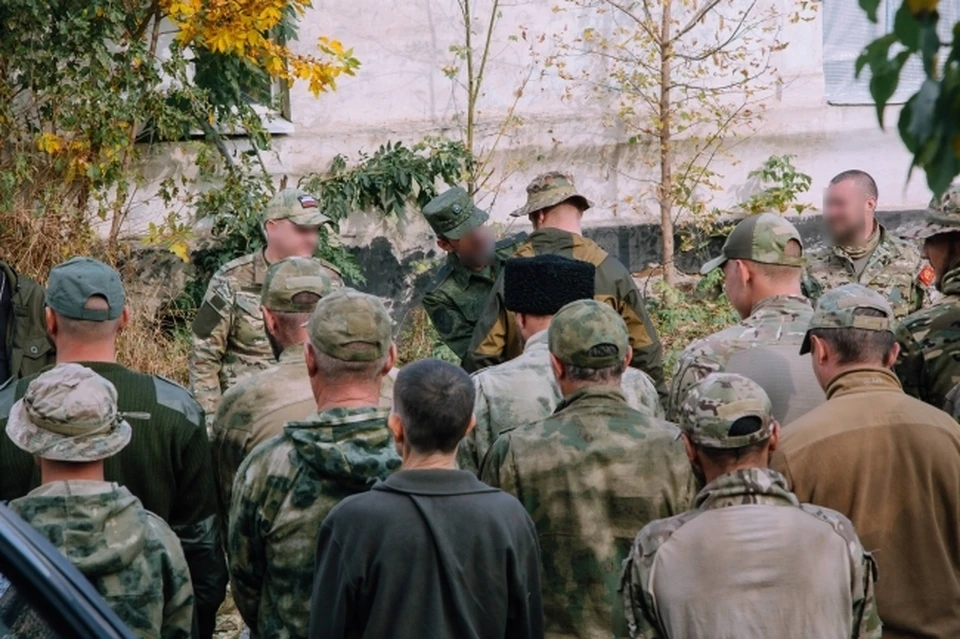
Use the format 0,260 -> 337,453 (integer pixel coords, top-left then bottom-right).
748,294 -> 811,318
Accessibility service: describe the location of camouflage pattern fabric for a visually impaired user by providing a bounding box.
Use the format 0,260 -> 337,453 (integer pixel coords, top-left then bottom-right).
621,468 -> 882,639
481,385 -> 696,639
190,251 -> 343,422
803,225 -> 926,320
228,406 -> 400,639
10,481 -> 195,639
944,382 -> 960,420
894,266 -> 960,409
509,171 -> 593,218
699,213 -> 806,274
667,295 -> 812,420
307,287 -> 391,361
677,372 -> 774,449
461,330 -> 663,475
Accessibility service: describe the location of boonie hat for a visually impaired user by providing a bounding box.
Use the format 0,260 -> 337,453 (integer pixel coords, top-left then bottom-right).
307,288 -> 392,362
46,257 -> 125,321
799,283 -> 894,355
6,364 -> 137,462
510,171 -> 594,218
902,183 -> 960,240
422,187 -> 489,240
700,213 -> 805,275
549,299 -> 629,368
261,257 -> 333,313
679,372 -> 775,449
264,188 -> 330,227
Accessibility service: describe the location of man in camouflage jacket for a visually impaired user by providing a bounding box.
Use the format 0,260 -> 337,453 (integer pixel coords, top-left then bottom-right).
481,300 -> 696,639
623,373 -> 881,639
228,289 -> 401,638
190,188 -> 342,423
7,364 -> 195,639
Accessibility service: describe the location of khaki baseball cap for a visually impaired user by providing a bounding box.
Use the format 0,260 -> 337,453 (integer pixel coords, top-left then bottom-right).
679,373 -> 775,449
307,288 -> 392,362
901,183 -> 960,240
261,257 -> 333,313
264,188 -> 331,227
510,171 -> 594,218
700,213 -> 805,275
799,283 -> 894,355
6,364 -> 135,462
422,187 -> 489,240
46,257 -> 126,321
549,299 -> 629,368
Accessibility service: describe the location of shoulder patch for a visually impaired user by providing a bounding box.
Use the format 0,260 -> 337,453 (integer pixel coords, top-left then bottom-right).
153,376 -> 204,428
919,264 -> 936,287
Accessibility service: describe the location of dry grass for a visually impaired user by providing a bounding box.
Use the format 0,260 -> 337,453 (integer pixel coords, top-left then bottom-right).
395,306 -> 459,365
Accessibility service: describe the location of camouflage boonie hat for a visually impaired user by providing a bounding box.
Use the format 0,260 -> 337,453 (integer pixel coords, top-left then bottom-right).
261,257 -> 333,313
902,183 -> 960,240
510,171 -> 594,218
264,187 -> 331,226
47,257 -> 126,321
549,299 -> 629,368
679,373 -> 775,449
800,283 -> 894,355
422,187 -> 489,240
700,213 -> 805,275
6,364 -> 134,462
307,288 -> 392,362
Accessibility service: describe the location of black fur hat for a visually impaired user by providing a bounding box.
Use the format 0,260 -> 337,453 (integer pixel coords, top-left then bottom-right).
504,254 -> 596,315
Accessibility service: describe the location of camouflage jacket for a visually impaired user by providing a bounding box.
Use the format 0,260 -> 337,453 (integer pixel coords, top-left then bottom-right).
212,345 -> 398,541
422,239 -> 517,363
460,330 -> 663,475
189,251 -> 343,421
228,406 -> 401,639
803,225 -> 926,320
667,295 -> 813,420
481,385 -> 696,639
621,468 -> 881,639
10,481 -> 195,639
894,266 -> 960,409
464,228 -> 665,397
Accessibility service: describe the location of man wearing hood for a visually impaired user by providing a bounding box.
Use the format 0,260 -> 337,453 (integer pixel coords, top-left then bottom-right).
7,364 -> 194,638
229,288 -> 402,639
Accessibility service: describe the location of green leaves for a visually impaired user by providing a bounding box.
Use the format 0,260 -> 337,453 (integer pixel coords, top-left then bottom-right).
860,0 -> 882,23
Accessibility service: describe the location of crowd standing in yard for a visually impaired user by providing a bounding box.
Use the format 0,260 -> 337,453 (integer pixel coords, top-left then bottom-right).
1,170 -> 959,639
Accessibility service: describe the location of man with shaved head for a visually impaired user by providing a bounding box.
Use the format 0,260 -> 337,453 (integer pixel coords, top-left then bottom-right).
803,169 -> 929,319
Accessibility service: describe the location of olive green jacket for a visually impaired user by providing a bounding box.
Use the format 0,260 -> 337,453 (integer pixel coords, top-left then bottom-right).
1,262 -> 54,382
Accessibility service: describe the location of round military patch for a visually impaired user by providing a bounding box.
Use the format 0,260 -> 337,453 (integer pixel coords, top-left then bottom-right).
430,308 -> 454,335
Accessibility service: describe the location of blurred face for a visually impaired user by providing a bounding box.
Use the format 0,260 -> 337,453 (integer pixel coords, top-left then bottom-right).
823,180 -> 874,246
265,219 -> 320,259
441,225 -> 495,269
722,260 -> 752,320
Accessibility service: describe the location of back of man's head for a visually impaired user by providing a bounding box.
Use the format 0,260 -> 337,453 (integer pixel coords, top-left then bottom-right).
392,359 -> 475,455
830,169 -> 879,201
549,299 -> 631,389
46,258 -> 127,346
262,257 -> 332,353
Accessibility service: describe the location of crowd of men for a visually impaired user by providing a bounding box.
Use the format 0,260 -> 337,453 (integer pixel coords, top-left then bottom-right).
0,166 -> 958,639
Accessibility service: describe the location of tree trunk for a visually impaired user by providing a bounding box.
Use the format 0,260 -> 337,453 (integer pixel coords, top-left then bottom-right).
659,1 -> 676,285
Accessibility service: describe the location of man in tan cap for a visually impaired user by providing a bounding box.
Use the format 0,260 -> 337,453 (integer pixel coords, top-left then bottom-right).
464,172 -> 665,396
229,287 -> 401,639
7,364 -> 195,638
773,284 -> 960,639
190,187 -> 343,423
211,257 -> 396,539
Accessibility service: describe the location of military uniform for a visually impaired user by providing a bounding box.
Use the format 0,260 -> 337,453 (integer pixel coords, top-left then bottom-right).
670,214 -> 825,423
190,188 -> 342,420
895,185 -> 960,409
0,261 -> 54,383
464,172 -> 665,394
624,373 -> 881,639
803,223 -> 927,320
481,300 -> 696,639
6,365 -> 195,639
228,288 -> 401,639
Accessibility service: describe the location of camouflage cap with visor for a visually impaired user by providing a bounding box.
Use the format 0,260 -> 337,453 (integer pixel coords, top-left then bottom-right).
510,171 -> 594,218
307,288 -> 393,362
901,182 -> 960,240
799,283 -> 894,355
422,187 -> 489,240
6,364 -> 138,462
261,257 -> 333,313
549,299 -> 629,368
264,187 -> 331,227
46,257 -> 126,321
700,213 -> 805,275
679,372 -> 775,449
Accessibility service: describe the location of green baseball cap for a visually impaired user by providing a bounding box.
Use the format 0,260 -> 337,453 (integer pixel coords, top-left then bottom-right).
6,364 -> 135,462
264,188 -> 331,227
307,288 -> 393,362
800,283 -> 894,355
510,171 -> 593,218
261,257 -> 333,312
679,372 -> 775,449
700,213 -> 805,275
549,299 -> 629,368
902,183 -> 960,240
46,257 -> 125,321
422,187 -> 489,240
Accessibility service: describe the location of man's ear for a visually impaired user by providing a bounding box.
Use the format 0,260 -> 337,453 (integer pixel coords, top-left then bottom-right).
261,307 -> 277,335
767,422 -> 781,455
622,346 -> 633,372
305,342 -> 319,377
811,335 -> 829,365
387,411 -> 404,445
437,237 -> 454,253
383,344 -> 398,375
117,305 -> 131,331
515,313 -> 527,333
681,434 -> 697,465
884,341 -> 901,369
464,413 -> 477,437
549,353 -> 565,382
865,195 -> 878,214
45,308 -> 57,338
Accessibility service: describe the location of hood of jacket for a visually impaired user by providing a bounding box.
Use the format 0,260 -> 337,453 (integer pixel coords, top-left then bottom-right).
9,481 -> 148,577
284,406 -> 401,491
